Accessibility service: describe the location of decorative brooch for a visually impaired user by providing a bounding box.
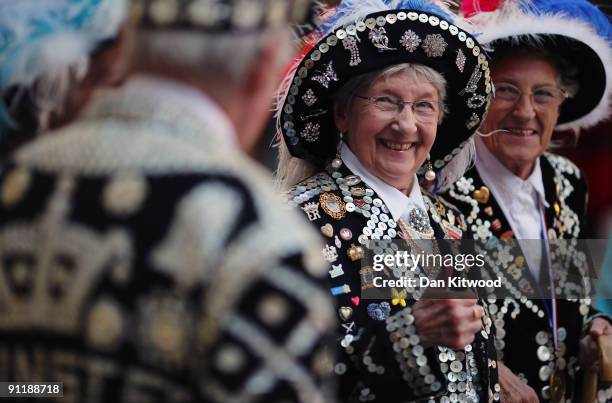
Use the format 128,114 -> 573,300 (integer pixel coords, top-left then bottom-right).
399,30 -> 421,52
311,61 -> 339,89
369,26 -> 396,51
421,34 -> 447,58
320,192 -> 346,220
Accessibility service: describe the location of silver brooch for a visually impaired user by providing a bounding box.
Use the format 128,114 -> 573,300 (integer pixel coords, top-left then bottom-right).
466,112 -> 480,129
302,202 -> 321,221
300,122 -> 321,142
322,244 -> 339,263
302,88 -> 317,107
311,61 -> 339,89
408,207 -> 432,234
421,34 -> 447,58
467,94 -> 486,109
369,27 -> 396,51
342,35 -> 362,66
456,49 -> 466,72
399,30 -> 421,52
299,109 -> 327,121
460,64 -> 483,96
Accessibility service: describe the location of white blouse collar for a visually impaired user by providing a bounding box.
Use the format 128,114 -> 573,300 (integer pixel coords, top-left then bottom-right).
340,143 -> 427,221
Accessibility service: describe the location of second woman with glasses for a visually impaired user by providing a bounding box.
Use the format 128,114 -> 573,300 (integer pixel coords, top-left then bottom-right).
444,0 -> 612,401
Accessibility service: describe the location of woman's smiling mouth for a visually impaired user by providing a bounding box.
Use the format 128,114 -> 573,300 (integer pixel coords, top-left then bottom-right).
380,139 -> 415,151
503,127 -> 539,137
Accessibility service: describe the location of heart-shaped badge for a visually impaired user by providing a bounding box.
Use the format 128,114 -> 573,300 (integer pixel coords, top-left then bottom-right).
350,296 -> 360,306
473,186 -> 490,204
338,306 -> 353,321
320,223 -> 333,237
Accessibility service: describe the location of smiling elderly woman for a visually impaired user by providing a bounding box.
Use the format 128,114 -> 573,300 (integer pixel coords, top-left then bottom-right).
275,0 -> 501,402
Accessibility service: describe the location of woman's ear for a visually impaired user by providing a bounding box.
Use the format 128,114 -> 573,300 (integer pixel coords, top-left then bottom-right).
334,102 -> 349,133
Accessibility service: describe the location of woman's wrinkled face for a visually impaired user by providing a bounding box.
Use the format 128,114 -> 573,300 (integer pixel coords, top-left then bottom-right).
334,70 -> 439,191
479,54 -> 563,171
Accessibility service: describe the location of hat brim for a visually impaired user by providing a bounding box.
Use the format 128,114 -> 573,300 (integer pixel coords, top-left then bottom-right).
476,13 -> 612,132
279,9 -> 492,169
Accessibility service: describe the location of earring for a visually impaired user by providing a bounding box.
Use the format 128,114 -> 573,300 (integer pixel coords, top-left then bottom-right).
425,154 -> 436,181
331,132 -> 344,170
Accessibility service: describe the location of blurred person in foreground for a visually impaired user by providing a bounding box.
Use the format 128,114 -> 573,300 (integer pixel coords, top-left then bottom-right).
443,0 -> 612,401
275,0 -> 501,401
0,0 -> 336,402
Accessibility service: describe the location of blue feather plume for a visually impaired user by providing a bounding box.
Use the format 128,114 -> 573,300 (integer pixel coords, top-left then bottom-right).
519,0 -> 611,41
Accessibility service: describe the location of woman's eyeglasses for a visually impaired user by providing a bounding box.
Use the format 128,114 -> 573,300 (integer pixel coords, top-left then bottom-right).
354,95 -> 442,124
493,83 -> 568,110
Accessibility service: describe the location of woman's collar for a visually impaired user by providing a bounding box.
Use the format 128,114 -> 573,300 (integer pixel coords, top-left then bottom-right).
339,142 -> 427,221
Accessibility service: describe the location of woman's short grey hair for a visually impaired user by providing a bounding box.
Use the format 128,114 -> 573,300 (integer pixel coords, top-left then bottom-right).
333,63 -> 448,124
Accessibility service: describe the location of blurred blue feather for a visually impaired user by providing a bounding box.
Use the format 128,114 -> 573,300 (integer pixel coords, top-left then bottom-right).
519,0 -> 611,41
0,0 -> 126,137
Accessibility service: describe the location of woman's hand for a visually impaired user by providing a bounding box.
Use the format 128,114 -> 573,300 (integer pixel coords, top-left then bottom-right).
579,317 -> 612,370
498,362 -> 539,403
413,297 -> 484,350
